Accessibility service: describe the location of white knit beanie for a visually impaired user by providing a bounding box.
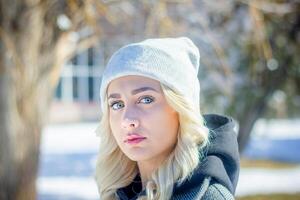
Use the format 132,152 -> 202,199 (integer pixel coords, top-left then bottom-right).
100,37 -> 201,112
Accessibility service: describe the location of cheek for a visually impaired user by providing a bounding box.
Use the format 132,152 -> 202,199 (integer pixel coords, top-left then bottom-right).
109,113 -> 122,142
163,111 -> 179,139
147,105 -> 179,139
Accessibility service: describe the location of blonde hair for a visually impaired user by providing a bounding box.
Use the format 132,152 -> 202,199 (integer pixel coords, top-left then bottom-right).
95,83 -> 210,200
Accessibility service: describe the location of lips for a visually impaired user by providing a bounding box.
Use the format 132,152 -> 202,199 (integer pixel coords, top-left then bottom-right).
125,133 -> 146,143
126,137 -> 146,144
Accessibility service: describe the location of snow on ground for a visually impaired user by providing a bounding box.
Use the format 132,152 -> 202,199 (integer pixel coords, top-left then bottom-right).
41,123 -> 99,154
38,120 -> 300,199
38,177 -> 98,200
251,118 -> 300,139
236,167 -> 300,197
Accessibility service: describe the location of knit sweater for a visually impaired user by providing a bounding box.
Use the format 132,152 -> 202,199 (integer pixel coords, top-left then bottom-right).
172,177 -> 234,200
116,114 -> 240,200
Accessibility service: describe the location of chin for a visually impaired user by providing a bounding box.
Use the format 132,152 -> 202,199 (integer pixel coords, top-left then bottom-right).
124,151 -> 153,162
126,154 -> 147,161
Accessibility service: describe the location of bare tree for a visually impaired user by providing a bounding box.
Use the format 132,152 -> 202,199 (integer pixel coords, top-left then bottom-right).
0,0 -> 108,199
190,0 -> 300,152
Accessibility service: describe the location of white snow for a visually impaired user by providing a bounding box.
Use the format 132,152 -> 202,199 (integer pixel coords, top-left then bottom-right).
41,123 -> 99,154
251,118 -> 300,139
38,177 -> 99,199
236,167 -> 300,196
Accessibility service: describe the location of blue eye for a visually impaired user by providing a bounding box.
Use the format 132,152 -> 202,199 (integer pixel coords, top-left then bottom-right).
110,101 -> 124,110
109,96 -> 154,110
139,96 -> 154,104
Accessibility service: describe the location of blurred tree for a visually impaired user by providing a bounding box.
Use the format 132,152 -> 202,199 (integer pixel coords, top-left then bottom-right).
190,0 -> 300,152
0,0 -> 109,199
232,0 -> 299,151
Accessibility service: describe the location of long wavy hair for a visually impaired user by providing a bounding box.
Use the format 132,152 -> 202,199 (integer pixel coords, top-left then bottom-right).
95,83 -> 210,200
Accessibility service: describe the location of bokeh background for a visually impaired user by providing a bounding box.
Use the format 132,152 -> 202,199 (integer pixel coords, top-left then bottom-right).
0,0 -> 299,200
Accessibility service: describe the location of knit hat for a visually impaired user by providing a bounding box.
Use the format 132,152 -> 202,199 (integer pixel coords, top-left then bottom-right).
100,37 -> 201,112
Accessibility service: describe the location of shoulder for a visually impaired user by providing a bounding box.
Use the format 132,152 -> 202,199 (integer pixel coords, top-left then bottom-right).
201,183 -> 235,200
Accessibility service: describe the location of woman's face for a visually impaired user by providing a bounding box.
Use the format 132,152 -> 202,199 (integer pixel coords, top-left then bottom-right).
107,75 -> 179,163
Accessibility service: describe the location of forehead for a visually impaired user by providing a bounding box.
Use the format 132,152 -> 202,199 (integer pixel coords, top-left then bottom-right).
107,75 -> 162,93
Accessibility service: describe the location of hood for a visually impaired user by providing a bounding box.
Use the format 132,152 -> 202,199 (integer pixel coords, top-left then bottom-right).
174,113 -> 240,195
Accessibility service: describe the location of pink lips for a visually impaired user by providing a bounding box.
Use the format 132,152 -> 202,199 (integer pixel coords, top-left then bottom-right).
125,133 -> 146,144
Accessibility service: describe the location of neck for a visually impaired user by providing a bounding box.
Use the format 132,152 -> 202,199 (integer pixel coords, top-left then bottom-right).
137,160 -> 158,190
136,146 -> 176,189
137,154 -> 171,190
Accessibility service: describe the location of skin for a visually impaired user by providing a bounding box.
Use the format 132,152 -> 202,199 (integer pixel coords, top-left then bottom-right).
107,75 -> 179,189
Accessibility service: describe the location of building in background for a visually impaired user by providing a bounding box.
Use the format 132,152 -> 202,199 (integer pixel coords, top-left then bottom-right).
50,46 -> 106,123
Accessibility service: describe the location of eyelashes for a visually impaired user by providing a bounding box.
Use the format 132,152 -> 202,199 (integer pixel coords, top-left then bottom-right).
109,95 -> 155,110
109,101 -> 124,110
139,95 -> 155,104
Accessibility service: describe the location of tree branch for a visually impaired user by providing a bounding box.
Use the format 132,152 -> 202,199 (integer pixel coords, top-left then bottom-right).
237,0 -> 295,15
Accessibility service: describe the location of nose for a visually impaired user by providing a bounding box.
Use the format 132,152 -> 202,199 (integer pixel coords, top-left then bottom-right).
122,117 -> 139,129
121,104 -> 140,129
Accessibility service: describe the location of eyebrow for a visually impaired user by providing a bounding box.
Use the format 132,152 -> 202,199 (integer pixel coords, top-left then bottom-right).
108,87 -> 159,99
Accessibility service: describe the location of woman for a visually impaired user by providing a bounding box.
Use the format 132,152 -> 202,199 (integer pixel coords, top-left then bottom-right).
95,37 -> 240,200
